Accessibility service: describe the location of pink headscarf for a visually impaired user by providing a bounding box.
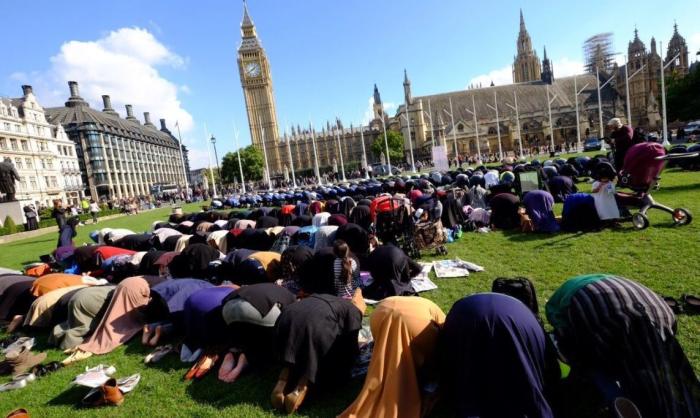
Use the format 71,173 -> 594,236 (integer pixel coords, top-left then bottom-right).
78,276 -> 150,355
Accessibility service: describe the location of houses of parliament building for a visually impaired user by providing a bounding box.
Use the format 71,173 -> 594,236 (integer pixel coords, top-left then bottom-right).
237,4 -> 691,173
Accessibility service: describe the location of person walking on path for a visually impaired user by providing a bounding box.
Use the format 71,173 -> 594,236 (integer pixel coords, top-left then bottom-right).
89,200 -> 100,224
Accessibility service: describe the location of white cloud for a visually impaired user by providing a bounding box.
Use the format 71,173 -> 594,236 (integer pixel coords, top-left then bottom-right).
21,27 -> 203,166
467,64 -> 512,88
688,32 -> 700,60
553,57 -> 584,77
362,96 -> 396,124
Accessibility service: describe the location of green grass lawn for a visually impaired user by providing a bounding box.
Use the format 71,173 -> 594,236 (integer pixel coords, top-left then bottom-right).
1,169 -> 699,418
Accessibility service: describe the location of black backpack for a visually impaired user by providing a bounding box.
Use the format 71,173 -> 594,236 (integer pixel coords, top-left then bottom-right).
491,277 -> 539,316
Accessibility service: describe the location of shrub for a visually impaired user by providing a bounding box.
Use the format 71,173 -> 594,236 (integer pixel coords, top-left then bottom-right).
3,216 -> 17,234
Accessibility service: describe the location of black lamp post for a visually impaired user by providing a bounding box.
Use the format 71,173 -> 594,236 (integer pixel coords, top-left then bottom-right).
210,134 -> 222,187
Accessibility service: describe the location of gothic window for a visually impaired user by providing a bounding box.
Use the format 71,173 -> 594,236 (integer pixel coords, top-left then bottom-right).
15,158 -> 22,169
25,158 -> 32,168
457,124 -> 464,133
10,139 -> 17,150
488,127 -> 496,135
21,140 -> 28,151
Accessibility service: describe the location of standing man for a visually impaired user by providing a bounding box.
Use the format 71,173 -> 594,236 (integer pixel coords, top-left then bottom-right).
51,200 -> 66,229
606,118 -> 634,172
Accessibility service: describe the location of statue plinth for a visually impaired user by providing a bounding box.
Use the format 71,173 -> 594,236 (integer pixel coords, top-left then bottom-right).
0,200 -> 24,227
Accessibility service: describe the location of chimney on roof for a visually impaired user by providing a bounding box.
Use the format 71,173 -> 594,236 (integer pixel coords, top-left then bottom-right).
21,85 -> 33,96
68,81 -> 80,97
125,104 -> 139,123
65,81 -> 88,108
101,95 -> 119,116
143,112 -> 155,127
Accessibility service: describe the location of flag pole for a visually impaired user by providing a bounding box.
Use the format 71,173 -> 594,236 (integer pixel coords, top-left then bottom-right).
309,121 -> 322,185
174,121 -> 190,199
285,125 -> 297,188
233,124 -> 246,193
258,116 -> 272,191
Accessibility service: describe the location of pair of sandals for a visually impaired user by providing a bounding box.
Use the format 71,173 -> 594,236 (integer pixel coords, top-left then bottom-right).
663,294 -> 700,314
31,361 -> 62,377
217,352 -> 247,383
184,353 -> 219,381
144,345 -> 175,364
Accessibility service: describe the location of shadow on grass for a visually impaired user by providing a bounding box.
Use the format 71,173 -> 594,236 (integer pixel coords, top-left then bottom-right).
47,384 -> 88,406
502,230 -> 589,249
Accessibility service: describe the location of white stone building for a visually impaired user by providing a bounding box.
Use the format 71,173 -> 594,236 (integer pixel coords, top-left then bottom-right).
0,85 -> 84,209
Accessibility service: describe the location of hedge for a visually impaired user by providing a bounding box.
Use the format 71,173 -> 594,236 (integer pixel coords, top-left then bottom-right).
0,207 -> 124,236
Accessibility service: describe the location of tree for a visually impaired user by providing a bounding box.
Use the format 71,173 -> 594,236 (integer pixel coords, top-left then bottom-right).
371,130 -> 404,162
221,145 -> 264,183
3,216 -> 16,234
666,66 -> 700,122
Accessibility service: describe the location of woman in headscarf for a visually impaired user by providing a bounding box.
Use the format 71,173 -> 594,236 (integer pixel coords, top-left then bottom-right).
207,230 -> 230,254
560,193 -> 601,232
219,283 -> 297,383
49,285 -> 116,351
312,212 -> 331,228
141,279 -> 214,347
548,174 -> 578,203
23,284 -> 87,328
546,274 -> 700,418
292,214 -> 313,227
440,293 -> 556,418
339,296 -> 445,418
181,285 -> 237,353
168,243 -> 222,279
256,215 -> 279,229
364,245 -> 421,300
0,280 -> 36,323
30,273 -> 92,297
334,223 -> 370,257
523,190 -> 560,233
328,214 -> 348,227
278,246 -> 314,295
489,192 -> 521,230
244,251 -> 282,282
64,276 -> 164,363
272,293 -> 365,414
348,205 -> 371,231
313,225 -> 338,250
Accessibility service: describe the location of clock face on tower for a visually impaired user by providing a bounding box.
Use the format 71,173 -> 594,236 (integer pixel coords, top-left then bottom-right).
244,62 -> 261,78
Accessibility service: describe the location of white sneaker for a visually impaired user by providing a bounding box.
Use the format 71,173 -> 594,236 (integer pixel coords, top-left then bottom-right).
0,379 -> 27,392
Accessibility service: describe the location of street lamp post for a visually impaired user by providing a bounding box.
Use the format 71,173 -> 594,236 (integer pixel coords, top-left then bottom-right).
660,41 -> 681,146
379,112 -> 392,176
309,121 -> 322,185
285,128 -> 297,188
401,113 -> 416,173
546,84 -> 558,152
573,76 -> 590,151
174,121 -> 190,198
624,54 -> 647,125
504,91 -> 523,159
426,99 -> 435,148
257,116 -> 272,191
595,67 -> 615,143
334,126 -> 347,182
204,124 -> 218,198
442,97 -> 459,162
358,125 -> 369,179
486,91 -> 503,160
210,134 -> 221,190
463,95 -> 482,163
233,126 -> 246,193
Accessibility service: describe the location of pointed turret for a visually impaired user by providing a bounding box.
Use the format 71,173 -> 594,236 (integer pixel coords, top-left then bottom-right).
240,0 -> 257,39
519,8 -> 525,31
403,69 -> 412,105
541,45 -> 554,84
513,9 -> 541,82
373,84 -> 381,105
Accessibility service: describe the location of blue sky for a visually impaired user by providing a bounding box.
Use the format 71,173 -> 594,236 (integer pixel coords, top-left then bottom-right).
2,0 -> 698,168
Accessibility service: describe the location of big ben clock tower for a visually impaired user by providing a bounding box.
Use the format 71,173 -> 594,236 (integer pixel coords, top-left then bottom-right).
237,1 -> 281,172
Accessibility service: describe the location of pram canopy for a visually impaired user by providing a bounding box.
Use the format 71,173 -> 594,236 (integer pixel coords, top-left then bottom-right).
619,143 -> 666,191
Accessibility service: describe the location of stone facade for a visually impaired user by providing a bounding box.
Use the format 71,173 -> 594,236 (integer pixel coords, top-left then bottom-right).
46,82 -> 190,201
513,10 -> 542,83
0,85 -> 83,207
612,25 -> 690,128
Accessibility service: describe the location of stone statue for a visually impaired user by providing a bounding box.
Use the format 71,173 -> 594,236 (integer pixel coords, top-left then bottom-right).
0,158 -> 20,202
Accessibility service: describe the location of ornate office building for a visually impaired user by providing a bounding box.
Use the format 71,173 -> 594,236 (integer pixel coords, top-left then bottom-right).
0,85 -> 83,207
612,25 -> 689,128
46,81 -> 190,200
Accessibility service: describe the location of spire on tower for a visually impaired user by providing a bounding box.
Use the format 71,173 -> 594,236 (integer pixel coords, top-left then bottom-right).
373,84 -> 382,105
403,69 -> 412,105
673,20 -> 678,34
543,45 -> 548,60
242,0 -> 253,27
519,8 -> 525,31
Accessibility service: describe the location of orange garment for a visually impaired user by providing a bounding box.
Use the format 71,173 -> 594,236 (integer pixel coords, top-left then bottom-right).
338,296 -> 445,418
30,273 -> 84,297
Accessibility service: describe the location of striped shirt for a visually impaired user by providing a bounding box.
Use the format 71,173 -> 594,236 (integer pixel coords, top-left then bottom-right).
333,258 -> 360,299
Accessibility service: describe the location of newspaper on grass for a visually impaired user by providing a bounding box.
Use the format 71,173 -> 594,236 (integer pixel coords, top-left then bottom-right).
411,262 -> 438,293
433,258 -> 485,278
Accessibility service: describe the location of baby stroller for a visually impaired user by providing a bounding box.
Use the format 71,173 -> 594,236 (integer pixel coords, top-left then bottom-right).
616,142 -> 694,230
372,196 -> 418,257
412,195 -> 447,257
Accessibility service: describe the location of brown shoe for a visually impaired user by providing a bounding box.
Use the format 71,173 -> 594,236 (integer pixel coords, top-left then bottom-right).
270,368 -> 289,411
82,378 -> 124,407
5,409 -> 29,418
284,383 -> 308,414
1,347 -> 46,377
